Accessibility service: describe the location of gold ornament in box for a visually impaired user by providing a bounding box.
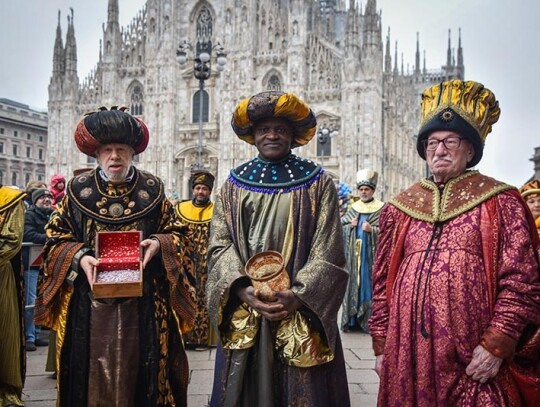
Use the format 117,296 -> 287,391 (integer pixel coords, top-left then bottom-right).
245,250 -> 290,300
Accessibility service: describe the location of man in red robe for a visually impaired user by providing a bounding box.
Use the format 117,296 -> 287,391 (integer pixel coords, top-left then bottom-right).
369,80 -> 540,406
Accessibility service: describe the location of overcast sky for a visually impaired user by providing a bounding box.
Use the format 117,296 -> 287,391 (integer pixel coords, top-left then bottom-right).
1,0 -> 538,187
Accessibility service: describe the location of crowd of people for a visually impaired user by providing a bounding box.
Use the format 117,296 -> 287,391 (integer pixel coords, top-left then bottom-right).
1,80 -> 539,407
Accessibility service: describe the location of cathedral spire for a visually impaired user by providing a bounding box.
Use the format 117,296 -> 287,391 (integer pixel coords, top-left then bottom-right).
457,27 -> 464,70
385,27 -> 392,73
107,0 -> 120,29
415,32 -> 420,75
393,40 -> 398,75
64,8 -> 78,76
52,10 -> 64,76
446,29 -> 452,69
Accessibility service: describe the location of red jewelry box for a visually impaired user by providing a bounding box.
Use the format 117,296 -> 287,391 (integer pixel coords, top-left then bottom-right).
92,231 -> 143,299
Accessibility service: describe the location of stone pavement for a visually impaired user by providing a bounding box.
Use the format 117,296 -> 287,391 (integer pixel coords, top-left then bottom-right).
23,329 -> 379,406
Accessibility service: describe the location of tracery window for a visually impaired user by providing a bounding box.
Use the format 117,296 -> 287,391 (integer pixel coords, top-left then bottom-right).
130,85 -> 144,116
267,75 -> 281,91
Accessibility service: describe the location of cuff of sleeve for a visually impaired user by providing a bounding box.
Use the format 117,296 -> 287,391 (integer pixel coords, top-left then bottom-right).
480,326 -> 517,360
372,336 -> 386,356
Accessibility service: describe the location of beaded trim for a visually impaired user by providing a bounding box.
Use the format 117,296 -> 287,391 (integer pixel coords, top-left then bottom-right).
229,154 -> 323,194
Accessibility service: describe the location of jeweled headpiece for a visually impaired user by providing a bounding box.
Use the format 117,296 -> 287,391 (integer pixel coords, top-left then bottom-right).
417,80 -> 500,167
356,169 -> 378,190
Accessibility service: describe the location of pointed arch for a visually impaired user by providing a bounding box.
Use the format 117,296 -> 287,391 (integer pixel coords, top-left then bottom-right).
127,80 -> 144,116
262,69 -> 283,91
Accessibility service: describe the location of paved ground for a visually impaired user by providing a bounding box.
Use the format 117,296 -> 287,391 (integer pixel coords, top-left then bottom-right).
23,329 -> 379,406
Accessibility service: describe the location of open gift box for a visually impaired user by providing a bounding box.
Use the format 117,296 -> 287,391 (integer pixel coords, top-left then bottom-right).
92,231 -> 143,299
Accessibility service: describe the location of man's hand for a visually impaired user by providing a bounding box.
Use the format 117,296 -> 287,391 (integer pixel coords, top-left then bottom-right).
80,255 -> 99,288
465,345 -> 503,383
374,354 -> 384,377
362,221 -> 373,233
273,290 -> 302,314
141,238 -> 160,268
235,286 -> 288,321
351,218 -> 358,228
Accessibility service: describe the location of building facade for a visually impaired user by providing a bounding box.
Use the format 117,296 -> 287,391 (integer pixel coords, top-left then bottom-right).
0,98 -> 48,189
47,0 -> 464,200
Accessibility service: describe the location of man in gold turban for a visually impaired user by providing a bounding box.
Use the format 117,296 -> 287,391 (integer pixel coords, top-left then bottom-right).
520,179 -> 540,236
369,80 -> 540,406
35,107 -> 196,406
207,91 -> 350,406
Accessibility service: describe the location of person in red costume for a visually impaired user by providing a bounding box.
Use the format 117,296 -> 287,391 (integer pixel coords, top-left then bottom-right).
48,174 -> 66,207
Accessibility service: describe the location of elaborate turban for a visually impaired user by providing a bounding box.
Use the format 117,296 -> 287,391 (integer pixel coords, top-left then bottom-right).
191,171 -> 215,190
417,80 -> 500,167
74,106 -> 149,156
231,91 -> 317,147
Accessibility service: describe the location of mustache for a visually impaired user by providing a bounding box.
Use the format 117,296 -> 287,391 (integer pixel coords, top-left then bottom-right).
432,157 -> 453,164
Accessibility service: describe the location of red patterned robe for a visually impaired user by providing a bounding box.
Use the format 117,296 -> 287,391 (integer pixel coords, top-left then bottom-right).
369,171 -> 540,406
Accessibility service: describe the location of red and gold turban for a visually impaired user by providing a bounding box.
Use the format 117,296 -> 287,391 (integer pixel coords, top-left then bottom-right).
74,106 -> 149,156
231,91 -> 317,147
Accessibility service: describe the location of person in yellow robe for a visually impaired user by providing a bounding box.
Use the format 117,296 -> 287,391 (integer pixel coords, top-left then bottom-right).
175,170 -> 217,349
0,185 -> 26,407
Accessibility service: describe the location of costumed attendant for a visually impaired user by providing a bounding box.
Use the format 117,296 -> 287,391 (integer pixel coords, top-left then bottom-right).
520,179 -> 540,236
175,170 -> 218,349
341,169 -> 384,333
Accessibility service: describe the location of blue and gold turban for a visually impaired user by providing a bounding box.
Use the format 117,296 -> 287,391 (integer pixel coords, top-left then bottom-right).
231,91 -> 317,147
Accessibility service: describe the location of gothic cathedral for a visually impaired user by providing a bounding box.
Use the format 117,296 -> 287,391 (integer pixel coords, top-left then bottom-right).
47,0 -> 464,200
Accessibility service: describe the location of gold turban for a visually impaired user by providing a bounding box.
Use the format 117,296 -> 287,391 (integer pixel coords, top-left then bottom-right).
520,179 -> 540,199
231,91 -> 317,147
417,80 -> 500,167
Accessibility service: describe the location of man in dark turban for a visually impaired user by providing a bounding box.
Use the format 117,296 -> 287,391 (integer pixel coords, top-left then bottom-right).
35,107 -> 197,406
175,170 -> 217,349
207,91 -> 350,406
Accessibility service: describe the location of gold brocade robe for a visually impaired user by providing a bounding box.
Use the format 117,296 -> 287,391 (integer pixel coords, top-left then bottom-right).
0,187 -> 26,407
207,170 -> 350,407
175,199 -> 217,347
35,168 -> 196,407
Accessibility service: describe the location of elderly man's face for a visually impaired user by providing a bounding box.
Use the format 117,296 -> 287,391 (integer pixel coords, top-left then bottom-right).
253,117 -> 294,162
193,184 -> 212,205
358,185 -> 375,202
96,143 -> 134,183
425,130 -> 474,183
526,194 -> 540,220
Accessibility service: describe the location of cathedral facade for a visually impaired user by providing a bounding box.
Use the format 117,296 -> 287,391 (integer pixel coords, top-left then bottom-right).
47,0 -> 464,200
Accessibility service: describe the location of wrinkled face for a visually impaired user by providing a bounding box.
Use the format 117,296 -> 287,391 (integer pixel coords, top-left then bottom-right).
358,185 -> 375,202
526,194 -> 540,220
425,130 -> 474,183
96,143 -> 134,183
35,193 -> 53,210
193,184 -> 212,205
253,117 -> 294,162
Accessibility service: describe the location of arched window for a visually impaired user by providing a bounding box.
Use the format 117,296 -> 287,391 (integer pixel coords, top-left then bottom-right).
192,89 -> 209,123
130,84 -> 144,116
267,75 -> 281,91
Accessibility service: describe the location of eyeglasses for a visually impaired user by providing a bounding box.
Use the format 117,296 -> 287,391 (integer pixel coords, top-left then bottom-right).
254,126 -> 291,137
423,136 -> 464,151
